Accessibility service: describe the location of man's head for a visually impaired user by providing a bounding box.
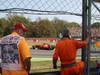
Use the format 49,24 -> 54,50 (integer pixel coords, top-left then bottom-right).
13,23 -> 28,35
59,28 -> 70,38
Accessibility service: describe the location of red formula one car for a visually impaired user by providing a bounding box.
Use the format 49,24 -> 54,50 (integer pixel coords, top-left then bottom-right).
32,43 -> 55,50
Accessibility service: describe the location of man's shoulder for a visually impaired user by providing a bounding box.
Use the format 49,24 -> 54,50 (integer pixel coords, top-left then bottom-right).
2,34 -> 22,39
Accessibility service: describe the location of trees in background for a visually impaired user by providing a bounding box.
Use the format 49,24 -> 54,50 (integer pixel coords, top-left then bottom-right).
91,22 -> 100,28
0,15 -> 94,38
0,18 -> 8,37
0,15 -> 32,36
28,19 -> 56,37
67,22 -> 80,27
52,18 -> 68,37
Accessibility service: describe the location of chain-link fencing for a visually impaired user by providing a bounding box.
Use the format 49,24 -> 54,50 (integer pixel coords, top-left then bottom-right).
0,0 -> 100,75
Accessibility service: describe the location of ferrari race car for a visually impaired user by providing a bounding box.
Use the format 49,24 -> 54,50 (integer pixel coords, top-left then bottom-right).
32,43 -> 55,50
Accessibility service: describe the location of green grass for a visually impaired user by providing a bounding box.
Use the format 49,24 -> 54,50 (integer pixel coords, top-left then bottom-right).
31,58 -> 52,62
93,45 -> 100,48
30,59 -> 60,73
30,57 -> 99,73
27,41 -> 56,46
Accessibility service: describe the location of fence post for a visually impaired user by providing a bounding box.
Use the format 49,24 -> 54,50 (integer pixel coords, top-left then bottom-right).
82,0 -> 88,61
82,0 -> 91,75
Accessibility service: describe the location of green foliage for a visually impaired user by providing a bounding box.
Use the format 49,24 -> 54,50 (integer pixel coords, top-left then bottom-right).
0,18 -> 8,36
91,22 -> 100,28
28,19 -> 56,38
67,22 -> 80,27
0,15 -> 81,38
52,18 -> 80,37
52,18 -> 68,37
0,15 -> 32,36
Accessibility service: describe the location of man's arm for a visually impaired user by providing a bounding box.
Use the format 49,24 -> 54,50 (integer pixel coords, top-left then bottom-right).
76,40 -> 88,49
24,57 -> 31,74
53,59 -> 57,69
19,37 -> 32,74
52,47 -> 59,69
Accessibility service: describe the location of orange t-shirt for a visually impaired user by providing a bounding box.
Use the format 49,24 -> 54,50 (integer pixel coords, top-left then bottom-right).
53,38 -> 87,65
2,32 -> 32,75
96,41 -> 100,46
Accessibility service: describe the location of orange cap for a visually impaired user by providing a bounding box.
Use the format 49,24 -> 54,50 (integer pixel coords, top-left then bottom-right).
14,23 -> 28,31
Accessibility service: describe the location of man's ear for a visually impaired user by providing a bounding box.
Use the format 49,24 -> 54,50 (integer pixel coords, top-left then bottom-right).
59,33 -> 63,38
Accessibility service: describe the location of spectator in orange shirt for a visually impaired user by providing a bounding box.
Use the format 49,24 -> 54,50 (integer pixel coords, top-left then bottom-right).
53,28 -> 87,75
96,41 -> 100,47
0,23 -> 32,75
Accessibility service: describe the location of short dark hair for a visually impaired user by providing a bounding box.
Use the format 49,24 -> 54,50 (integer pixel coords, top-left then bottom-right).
61,28 -> 70,38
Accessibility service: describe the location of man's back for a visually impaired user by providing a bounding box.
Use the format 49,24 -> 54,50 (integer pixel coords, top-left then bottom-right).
0,23 -> 31,75
53,28 -> 87,75
56,38 -> 79,64
0,34 -> 21,70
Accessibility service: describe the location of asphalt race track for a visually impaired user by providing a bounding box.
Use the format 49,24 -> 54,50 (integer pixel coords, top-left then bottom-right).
30,48 -> 100,58
30,49 -> 54,58
30,49 -> 82,58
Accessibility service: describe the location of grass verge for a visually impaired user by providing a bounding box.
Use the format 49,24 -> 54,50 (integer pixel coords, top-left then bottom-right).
30,57 -> 99,73
30,58 -> 60,73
